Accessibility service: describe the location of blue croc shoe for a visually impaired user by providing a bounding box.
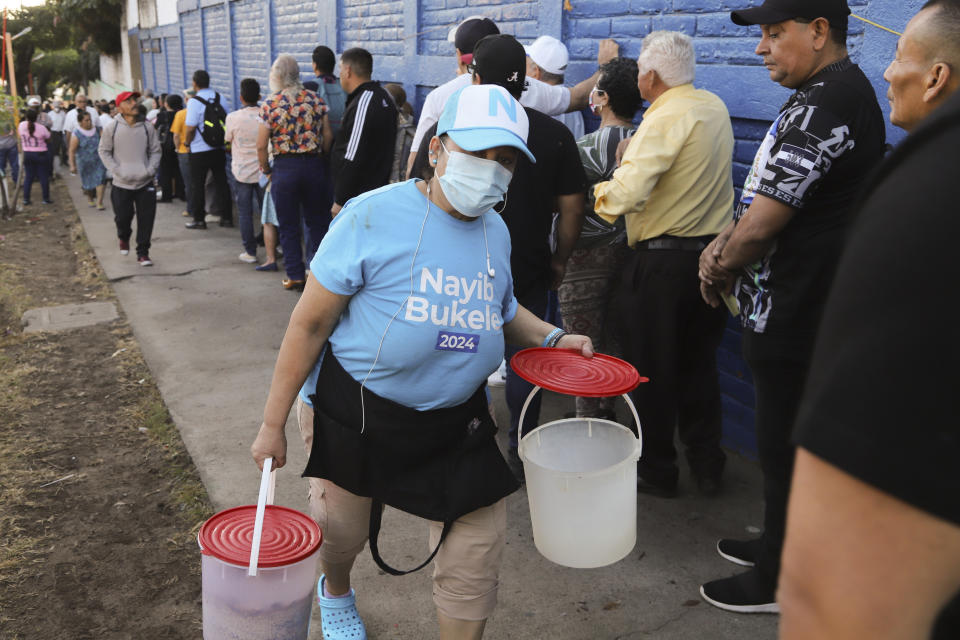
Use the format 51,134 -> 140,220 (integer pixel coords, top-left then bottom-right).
317,575 -> 367,639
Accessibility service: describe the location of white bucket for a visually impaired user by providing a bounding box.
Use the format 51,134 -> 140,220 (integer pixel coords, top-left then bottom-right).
518,389 -> 642,568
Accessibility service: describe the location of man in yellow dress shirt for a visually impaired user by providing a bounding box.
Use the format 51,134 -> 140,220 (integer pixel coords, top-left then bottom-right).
594,30 -> 734,498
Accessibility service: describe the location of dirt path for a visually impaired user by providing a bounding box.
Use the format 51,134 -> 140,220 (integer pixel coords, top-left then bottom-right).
0,180 -> 212,639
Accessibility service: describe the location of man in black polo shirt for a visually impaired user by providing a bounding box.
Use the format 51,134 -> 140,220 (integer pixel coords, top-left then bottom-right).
330,48 -> 397,215
414,34 -> 587,478
697,0 -> 886,612
780,3 -> 960,636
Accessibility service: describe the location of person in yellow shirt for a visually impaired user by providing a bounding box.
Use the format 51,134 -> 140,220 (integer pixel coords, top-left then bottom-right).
593,30 -> 734,498
170,89 -> 194,218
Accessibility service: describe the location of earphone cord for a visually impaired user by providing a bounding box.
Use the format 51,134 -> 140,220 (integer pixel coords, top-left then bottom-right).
359,181 -> 433,434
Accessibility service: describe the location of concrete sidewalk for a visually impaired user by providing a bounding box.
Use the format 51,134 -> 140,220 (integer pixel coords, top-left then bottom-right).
67,174 -> 776,639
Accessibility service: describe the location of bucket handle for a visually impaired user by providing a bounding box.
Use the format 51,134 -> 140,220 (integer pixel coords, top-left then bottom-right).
517,386 -> 643,459
248,456 -> 276,577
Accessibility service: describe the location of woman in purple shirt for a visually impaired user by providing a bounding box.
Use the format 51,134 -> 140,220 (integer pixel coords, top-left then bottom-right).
19,110 -> 52,205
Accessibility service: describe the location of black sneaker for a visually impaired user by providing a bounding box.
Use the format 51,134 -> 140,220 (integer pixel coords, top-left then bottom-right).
219,218 -> 234,228
717,538 -> 760,567
185,220 -> 207,229
700,568 -> 779,614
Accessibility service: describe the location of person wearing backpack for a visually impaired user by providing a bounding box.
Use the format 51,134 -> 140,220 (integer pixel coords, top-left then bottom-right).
155,94 -> 185,202
183,69 -> 232,229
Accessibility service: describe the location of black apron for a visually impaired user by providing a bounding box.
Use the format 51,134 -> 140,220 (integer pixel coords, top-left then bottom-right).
304,351 -> 520,575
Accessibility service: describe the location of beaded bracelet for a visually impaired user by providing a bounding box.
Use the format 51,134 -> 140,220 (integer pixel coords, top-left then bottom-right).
542,327 -> 564,348
548,330 -> 567,348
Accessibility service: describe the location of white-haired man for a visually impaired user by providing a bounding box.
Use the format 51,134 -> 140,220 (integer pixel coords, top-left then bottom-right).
593,31 -> 734,501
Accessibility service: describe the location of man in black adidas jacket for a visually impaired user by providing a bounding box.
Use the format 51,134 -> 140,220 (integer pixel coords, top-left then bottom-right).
329,48 -> 397,215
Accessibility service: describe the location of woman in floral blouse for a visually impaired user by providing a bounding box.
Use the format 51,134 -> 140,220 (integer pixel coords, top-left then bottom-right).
257,53 -> 334,291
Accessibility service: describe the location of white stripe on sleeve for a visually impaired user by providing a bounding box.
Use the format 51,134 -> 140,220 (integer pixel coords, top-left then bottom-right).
345,90 -> 373,161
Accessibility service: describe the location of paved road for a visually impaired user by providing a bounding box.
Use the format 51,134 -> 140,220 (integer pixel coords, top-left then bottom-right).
67,174 -> 777,639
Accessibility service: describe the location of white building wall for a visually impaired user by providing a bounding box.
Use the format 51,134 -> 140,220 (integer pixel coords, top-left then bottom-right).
158,0 -> 178,25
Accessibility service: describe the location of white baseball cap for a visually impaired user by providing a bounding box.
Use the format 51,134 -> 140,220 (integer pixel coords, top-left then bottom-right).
437,85 -> 535,163
525,35 -> 569,76
26,97 -> 41,106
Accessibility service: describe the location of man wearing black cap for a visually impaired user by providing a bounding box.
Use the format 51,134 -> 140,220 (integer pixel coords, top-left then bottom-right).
697,0 -> 886,613
414,34 -> 587,479
407,17 -> 617,179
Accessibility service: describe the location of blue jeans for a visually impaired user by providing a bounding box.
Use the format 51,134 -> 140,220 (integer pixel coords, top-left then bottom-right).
270,155 -> 331,281
0,146 -> 17,183
23,151 -> 50,203
234,181 -> 263,255
505,289 -> 549,449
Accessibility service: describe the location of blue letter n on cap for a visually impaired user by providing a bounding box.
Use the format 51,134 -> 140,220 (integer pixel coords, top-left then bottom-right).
489,90 -> 518,123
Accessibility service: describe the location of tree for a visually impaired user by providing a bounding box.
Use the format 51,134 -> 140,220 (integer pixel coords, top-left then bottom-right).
53,0 -> 123,56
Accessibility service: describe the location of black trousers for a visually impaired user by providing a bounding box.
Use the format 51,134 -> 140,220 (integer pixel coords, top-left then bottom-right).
188,148 -> 231,223
47,131 -> 63,174
742,330 -> 811,591
157,148 -> 184,201
111,183 -> 157,257
610,247 -> 727,488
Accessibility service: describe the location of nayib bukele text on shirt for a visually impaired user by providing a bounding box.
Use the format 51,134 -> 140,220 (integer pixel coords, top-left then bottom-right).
406,267 -> 504,333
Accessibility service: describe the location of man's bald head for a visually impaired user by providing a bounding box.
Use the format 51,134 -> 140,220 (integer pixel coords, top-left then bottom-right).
883,0 -> 960,131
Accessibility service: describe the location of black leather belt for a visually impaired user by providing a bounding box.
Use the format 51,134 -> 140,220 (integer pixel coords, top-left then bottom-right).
634,235 -> 714,251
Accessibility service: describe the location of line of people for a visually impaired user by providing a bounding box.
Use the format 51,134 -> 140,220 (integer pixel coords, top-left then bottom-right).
57,0 -> 960,635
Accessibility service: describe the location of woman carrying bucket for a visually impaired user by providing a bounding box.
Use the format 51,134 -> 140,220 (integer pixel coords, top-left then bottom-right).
251,83 -> 593,640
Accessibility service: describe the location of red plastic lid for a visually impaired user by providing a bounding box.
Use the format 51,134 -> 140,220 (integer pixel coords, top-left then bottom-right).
510,348 -> 648,397
198,505 -> 322,568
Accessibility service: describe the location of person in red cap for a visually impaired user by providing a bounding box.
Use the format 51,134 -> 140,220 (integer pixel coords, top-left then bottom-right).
98,91 -> 161,267
697,0 -> 886,613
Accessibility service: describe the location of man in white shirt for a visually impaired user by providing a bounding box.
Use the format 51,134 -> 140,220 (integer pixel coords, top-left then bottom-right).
63,93 -> 100,167
526,35 -> 585,140
405,17 -> 617,177
48,98 -> 67,170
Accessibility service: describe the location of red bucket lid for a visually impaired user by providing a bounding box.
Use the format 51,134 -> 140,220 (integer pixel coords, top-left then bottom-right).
510,348 -> 648,397
198,505 -> 321,568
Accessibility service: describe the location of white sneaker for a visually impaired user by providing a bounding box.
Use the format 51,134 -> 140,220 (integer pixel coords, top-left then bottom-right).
487,359 -> 507,387
238,252 -> 257,264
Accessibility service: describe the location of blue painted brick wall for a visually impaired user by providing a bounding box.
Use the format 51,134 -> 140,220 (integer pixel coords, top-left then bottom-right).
144,53 -> 157,93
165,35 -> 184,92
272,0 -> 320,81
419,0 -> 539,56
232,0 -> 270,96
203,4 -> 235,109
181,10 -> 204,79
341,0 -> 404,58
154,44 -> 169,94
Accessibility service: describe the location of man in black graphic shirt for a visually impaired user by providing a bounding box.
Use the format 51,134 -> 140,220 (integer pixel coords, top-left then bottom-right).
697,0 -> 885,613
780,3 -> 960,637
329,48 -> 397,216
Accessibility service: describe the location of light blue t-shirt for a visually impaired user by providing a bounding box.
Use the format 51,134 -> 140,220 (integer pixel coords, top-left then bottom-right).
299,180 -> 519,410
185,88 -> 218,153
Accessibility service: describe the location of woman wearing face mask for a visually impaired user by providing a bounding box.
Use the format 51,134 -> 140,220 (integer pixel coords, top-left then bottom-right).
558,57 -> 642,420
251,84 -> 593,640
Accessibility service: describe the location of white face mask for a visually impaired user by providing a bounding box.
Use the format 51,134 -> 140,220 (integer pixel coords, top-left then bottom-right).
436,140 -> 513,217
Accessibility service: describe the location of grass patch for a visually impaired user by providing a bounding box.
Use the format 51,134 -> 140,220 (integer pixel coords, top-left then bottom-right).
135,392 -> 214,531
0,261 -> 30,342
